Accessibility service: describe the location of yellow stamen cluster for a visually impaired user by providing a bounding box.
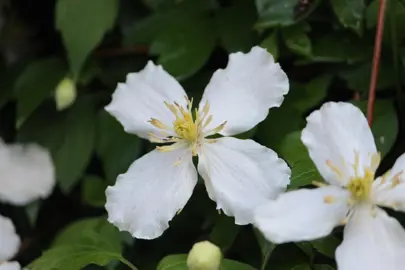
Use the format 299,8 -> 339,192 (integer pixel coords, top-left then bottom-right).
148,96 -> 226,156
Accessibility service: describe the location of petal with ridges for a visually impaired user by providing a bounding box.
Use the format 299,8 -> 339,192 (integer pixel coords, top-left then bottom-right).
198,137 -> 290,224
199,46 -> 289,136
301,102 -> 377,186
373,153 -> 405,212
106,147 -> 197,239
105,61 -> 188,139
336,205 -> 405,270
254,186 -> 349,244
0,215 -> 20,262
0,140 -> 55,205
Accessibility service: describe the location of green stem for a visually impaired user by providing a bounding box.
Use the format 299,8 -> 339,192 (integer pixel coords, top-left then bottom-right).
120,257 -> 139,270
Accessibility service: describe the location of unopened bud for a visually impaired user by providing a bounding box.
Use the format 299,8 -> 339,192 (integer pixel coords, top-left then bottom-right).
187,241 -> 222,270
55,77 -> 76,111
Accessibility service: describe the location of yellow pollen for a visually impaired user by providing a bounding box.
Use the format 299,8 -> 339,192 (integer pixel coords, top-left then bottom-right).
149,97 -> 226,156
323,195 -> 335,204
346,152 -> 380,201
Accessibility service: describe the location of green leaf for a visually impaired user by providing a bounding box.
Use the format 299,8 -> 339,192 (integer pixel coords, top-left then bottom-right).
311,235 -> 340,258
330,0 -> 365,35
18,97 -> 96,194
253,228 -> 276,270
157,254 -> 256,270
280,131 -> 322,189
281,23 -> 311,56
339,61 -> 396,92
56,0 -> 119,79
81,175 -> 107,207
306,34 -> 371,63
53,100 -> 96,193
96,111 -> 141,184
255,0 -> 320,29
216,1 -> 257,53
209,215 -> 240,252
352,100 -> 398,157
150,14 -> 215,80
53,217 -> 120,247
30,230 -> 123,270
25,201 -> 42,226
293,75 -> 332,112
260,31 -> 279,60
314,265 -> 335,270
292,264 -> 311,270
14,57 -> 67,124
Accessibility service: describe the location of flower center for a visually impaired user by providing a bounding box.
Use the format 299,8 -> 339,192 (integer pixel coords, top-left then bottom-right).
347,172 -> 374,201
148,96 -> 226,156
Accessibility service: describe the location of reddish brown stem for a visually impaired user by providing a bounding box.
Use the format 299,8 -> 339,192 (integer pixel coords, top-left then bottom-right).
367,0 -> 387,126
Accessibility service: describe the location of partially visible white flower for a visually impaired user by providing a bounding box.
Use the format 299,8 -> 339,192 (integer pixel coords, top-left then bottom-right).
105,46 -> 291,239
0,139 -> 55,205
254,102 -> 405,270
187,241 -> 222,270
0,215 -> 21,270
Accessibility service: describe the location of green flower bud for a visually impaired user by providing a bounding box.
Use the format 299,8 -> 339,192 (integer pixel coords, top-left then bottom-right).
55,77 -> 76,111
187,241 -> 222,270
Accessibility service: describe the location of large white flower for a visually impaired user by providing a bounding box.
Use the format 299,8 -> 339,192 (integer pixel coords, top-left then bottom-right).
105,46 -> 291,239
0,139 -> 55,205
254,102 -> 405,270
0,215 -> 21,270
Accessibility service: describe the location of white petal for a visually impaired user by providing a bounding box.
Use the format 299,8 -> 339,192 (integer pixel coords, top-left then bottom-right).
105,61 -> 188,139
105,146 -> 197,239
336,205 -> 405,270
254,186 -> 349,244
372,153 -> 405,212
0,140 -> 55,205
197,137 -> 291,224
0,262 -> 21,270
0,215 -> 20,262
199,46 -> 289,136
301,102 -> 377,186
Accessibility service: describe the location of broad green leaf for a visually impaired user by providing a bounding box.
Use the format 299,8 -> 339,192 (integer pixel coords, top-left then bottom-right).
253,228 -> 276,270
306,34 -> 371,64
96,111 -> 141,184
314,265 -> 335,270
292,264 -> 311,270
56,0 -> 119,79
29,226 -> 124,270
150,14 -> 215,80
14,57 -> 67,124
18,97 -> 96,194
53,217 -> 120,247
81,175 -> 107,207
255,0 -> 320,29
339,61 -> 396,92
311,235 -> 340,258
216,1 -> 257,53
209,215 -> 240,252
157,254 -> 256,270
330,0 -> 365,35
260,31 -> 279,60
281,23 -> 311,56
280,131 -> 322,188
293,75 -> 332,112
53,99 -> 96,193
352,100 -> 398,157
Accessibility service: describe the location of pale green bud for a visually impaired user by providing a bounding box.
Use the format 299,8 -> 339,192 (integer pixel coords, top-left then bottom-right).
55,77 -> 76,111
187,241 -> 222,270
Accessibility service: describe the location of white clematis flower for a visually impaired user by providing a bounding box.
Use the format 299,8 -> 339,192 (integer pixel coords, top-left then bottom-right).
0,139 -> 55,205
0,215 -> 21,270
254,102 -> 405,270
105,46 -> 291,239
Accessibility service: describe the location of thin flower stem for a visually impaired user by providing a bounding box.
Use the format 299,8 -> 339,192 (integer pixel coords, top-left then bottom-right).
120,257 -> 139,270
367,0 -> 387,126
